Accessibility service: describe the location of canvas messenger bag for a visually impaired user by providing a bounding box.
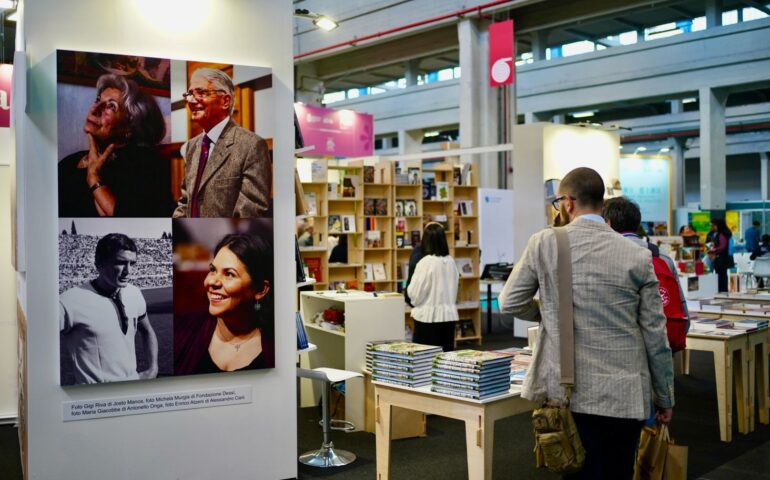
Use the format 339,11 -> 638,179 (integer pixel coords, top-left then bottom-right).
531,226 -> 586,474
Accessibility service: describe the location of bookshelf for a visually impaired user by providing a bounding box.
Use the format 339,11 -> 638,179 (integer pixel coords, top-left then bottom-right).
296,156 -> 481,347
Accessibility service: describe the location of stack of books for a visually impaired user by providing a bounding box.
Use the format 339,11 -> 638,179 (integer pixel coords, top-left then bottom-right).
431,350 -> 513,400
368,341 -> 442,387
731,318 -> 768,331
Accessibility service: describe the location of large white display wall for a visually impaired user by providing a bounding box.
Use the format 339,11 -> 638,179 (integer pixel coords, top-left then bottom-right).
15,1 -> 296,479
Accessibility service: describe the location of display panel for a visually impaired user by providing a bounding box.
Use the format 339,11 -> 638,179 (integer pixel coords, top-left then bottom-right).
57,50 -> 275,385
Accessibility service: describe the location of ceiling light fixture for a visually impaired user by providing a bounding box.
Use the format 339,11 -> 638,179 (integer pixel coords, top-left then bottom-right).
634,146 -> 647,154
659,147 -> 671,153
295,9 -> 339,32
571,110 -> 596,118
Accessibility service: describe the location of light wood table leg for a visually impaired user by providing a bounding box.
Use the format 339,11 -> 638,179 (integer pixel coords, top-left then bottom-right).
375,393 -> 392,480
683,348 -> 691,375
713,346 -> 733,442
734,348 -> 749,435
464,412 -> 494,480
758,340 -> 769,425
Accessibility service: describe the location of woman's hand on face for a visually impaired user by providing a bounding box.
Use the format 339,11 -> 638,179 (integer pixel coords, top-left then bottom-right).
85,133 -> 116,185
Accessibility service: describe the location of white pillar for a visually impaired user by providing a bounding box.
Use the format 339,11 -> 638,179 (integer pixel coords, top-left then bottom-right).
531,30 -> 548,61
524,112 -> 551,123
405,59 -> 420,87
670,99 -> 684,114
706,0 -> 723,28
398,129 -> 423,155
458,19 -> 499,189
672,138 -> 686,207
761,152 -> 770,200
699,86 -> 728,210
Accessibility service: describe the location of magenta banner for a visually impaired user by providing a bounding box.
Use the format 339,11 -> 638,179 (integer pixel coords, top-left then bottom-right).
294,103 -> 373,157
0,64 -> 12,128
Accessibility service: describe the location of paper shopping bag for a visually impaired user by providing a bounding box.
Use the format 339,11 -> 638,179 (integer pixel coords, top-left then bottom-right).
634,425 -> 669,480
663,443 -> 688,480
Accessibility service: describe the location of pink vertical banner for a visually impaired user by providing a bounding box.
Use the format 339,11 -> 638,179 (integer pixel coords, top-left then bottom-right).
294,103 -> 373,157
0,64 -> 12,128
488,20 -> 514,87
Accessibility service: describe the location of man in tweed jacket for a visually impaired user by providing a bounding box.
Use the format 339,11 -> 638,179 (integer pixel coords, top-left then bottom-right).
173,68 -> 270,218
499,167 -> 674,479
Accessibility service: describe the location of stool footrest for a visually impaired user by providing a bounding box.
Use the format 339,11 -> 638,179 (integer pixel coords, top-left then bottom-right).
329,419 -> 356,432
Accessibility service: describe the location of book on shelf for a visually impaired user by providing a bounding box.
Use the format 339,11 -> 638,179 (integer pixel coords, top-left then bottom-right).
304,257 -> 322,282
436,181 -> 450,201
342,175 -> 358,198
373,263 -> 387,281
404,200 -> 417,217
395,172 -> 409,185
328,215 -> 342,234
458,319 -> 476,337
365,216 -> 378,231
455,258 -> 474,277
364,198 -> 376,215
303,192 -> 318,216
422,173 -> 436,200
296,311 -> 309,350
295,237 -> 306,283
394,200 -> 405,217
296,217 -> 314,247
395,217 -> 406,232
364,165 -> 375,183
396,232 -> 405,248
365,230 -> 382,248
311,160 -> 327,183
451,163 -> 471,186
374,198 -> 388,216
424,213 -> 448,229
364,263 -> 374,282
327,181 -> 338,199
342,215 -> 356,233
410,230 -> 421,246
457,200 -> 473,216
408,167 -> 421,185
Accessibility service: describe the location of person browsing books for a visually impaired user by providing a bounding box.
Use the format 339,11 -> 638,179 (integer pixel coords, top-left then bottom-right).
499,167 -> 674,479
406,223 -> 459,352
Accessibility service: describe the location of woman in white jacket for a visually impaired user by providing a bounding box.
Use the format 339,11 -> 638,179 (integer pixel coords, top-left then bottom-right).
406,223 -> 459,352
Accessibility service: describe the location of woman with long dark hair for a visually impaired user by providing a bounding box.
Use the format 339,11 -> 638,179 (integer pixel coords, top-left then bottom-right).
174,233 -> 274,374
406,223 -> 459,352
708,218 -> 734,292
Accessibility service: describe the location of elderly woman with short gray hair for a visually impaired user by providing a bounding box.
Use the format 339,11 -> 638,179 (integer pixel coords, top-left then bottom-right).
58,73 -> 174,217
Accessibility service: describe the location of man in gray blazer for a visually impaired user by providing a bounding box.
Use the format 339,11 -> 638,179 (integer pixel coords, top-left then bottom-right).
173,68 -> 270,218
499,167 -> 673,479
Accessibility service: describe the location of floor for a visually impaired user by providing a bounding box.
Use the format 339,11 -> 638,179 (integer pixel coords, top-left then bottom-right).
4,329 -> 770,479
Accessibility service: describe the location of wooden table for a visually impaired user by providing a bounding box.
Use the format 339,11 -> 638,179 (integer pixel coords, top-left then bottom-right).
374,382 -> 535,480
684,332 -> 750,442
746,328 -> 769,432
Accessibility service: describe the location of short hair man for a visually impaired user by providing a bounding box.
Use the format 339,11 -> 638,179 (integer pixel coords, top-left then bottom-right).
60,233 -> 158,385
745,220 -> 761,254
499,167 -> 674,479
173,67 -> 271,218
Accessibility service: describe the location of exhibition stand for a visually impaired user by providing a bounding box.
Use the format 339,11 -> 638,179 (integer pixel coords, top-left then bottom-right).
13,2 -> 297,479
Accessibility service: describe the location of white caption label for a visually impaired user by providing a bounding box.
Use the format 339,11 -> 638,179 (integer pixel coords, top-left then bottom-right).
62,385 -> 251,421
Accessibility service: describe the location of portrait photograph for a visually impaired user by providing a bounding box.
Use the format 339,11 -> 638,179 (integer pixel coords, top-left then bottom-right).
58,218 -> 173,386
172,218 -> 275,376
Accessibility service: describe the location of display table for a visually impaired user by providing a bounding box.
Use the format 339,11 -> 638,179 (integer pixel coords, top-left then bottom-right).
373,381 -> 535,480
746,329 -> 769,432
300,291 -> 405,432
684,332 -> 750,442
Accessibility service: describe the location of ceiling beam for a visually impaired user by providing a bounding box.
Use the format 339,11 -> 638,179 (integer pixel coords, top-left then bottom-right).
612,16 -> 644,30
564,27 -> 612,47
668,5 -> 697,20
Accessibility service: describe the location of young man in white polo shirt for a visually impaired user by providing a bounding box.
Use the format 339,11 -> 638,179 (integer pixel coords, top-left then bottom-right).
60,233 -> 158,385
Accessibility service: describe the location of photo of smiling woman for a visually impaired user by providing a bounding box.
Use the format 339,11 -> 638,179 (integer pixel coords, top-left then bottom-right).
173,218 -> 274,375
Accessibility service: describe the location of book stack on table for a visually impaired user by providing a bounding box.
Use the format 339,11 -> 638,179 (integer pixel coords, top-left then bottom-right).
689,318 -> 744,337
731,319 -> 769,332
368,341 -> 442,388
431,350 -> 513,400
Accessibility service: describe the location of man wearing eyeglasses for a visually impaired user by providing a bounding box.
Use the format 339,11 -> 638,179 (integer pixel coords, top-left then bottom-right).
59,233 -> 159,385
499,167 -> 674,479
172,67 -> 271,218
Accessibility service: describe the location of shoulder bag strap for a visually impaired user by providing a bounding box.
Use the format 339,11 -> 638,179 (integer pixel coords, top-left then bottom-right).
552,226 -> 575,392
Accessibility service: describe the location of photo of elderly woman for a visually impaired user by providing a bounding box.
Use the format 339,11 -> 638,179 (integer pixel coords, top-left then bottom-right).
172,218 -> 274,375
57,51 -> 175,217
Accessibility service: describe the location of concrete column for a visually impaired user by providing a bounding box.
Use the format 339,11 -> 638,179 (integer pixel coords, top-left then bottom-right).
669,99 -> 684,114
637,29 -> 646,43
699,86 -> 728,210
295,63 -> 324,105
397,129 -> 423,155
672,137 -> 686,207
524,112 -> 552,123
706,0 -> 723,28
552,113 -> 566,124
405,59 -> 420,87
531,30 -> 548,61
458,19 -> 499,189
761,152 -> 770,200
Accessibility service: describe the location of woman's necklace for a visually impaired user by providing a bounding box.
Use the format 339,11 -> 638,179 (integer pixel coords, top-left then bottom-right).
217,319 -> 260,352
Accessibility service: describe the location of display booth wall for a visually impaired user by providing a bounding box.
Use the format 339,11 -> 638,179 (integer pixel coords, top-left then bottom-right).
0,127 -> 18,421
16,1 -> 296,479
